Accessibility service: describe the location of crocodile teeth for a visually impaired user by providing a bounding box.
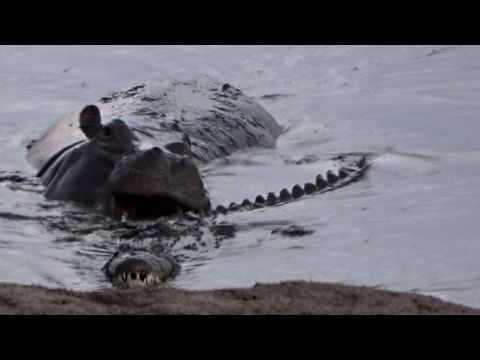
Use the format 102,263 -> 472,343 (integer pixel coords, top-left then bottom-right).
115,271 -> 162,288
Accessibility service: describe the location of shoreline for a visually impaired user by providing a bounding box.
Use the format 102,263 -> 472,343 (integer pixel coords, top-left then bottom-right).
1,280 -> 478,315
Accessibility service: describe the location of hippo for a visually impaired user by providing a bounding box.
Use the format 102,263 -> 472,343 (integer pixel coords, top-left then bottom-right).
27,74 -> 284,218
26,74 -> 371,288
38,117 -> 210,218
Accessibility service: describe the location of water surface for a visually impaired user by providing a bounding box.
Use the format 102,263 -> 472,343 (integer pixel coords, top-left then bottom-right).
1,45 -> 480,308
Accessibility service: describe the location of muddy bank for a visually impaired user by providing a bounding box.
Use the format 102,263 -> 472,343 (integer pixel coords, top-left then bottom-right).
0,281 -> 478,315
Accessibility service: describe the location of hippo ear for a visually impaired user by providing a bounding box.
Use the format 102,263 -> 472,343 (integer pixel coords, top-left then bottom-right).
165,135 -> 193,158
79,105 -> 103,140
79,105 -> 102,127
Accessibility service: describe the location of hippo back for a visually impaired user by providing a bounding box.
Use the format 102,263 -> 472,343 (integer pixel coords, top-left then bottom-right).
98,74 -> 283,164
26,74 -> 283,171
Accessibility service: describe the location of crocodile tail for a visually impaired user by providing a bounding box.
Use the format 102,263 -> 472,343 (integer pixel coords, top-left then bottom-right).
212,155 -> 371,216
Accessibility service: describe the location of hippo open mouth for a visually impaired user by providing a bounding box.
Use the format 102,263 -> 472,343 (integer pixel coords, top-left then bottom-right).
107,146 -> 210,220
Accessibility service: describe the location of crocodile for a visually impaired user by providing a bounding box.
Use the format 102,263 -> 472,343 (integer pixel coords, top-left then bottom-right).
26,74 -> 371,288
102,241 -> 181,288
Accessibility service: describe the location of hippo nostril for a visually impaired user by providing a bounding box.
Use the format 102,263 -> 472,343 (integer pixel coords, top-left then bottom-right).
152,147 -> 163,154
103,126 -> 112,136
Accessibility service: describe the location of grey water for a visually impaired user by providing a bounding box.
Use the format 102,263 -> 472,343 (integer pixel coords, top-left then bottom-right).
1,45 -> 480,309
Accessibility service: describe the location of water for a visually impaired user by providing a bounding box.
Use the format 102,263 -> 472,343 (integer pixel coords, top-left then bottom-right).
1,45 -> 480,308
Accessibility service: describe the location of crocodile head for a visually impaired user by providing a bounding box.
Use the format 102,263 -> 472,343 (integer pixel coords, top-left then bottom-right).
102,242 -> 181,288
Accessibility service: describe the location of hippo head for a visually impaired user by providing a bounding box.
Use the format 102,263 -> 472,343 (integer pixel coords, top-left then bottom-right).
40,118 -> 136,207
80,109 -> 210,219
107,146 -> 210,219
38,104 -> 210,220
